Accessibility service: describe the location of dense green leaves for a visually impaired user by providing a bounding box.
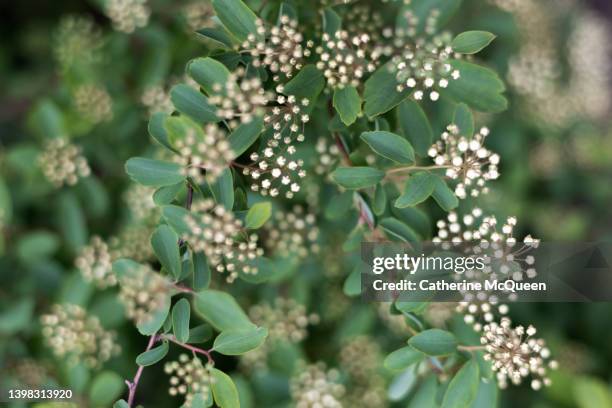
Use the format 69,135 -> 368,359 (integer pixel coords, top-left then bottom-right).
135,341 -> 169,366
432,177 -> 459,211
211,368 -> 240,408
397,100 -> 434,157
211,0 -> 258,42
283,65 -> 325,107
89,371 -> 124,407
151,225 -> 181,279
361,131 -> 415,164
228,117 -> 264,158
441,360 -> 480,408
331,167 -> 385,189
333,86 -> 362,126
172,298 -> 191,343
384,346 -> 424,371
194,290 -> 255,332
408,329 -> 458,356
395,172 -> 437,208
245,202 -> 271,229
125,158 -> 184,187
188,57 -> 231,94
441,60 -> 507,113
452,31 -> 496,54
212,327 -> 268,355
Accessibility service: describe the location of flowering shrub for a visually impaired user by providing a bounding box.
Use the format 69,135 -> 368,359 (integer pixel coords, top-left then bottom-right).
2,0 -> 612,407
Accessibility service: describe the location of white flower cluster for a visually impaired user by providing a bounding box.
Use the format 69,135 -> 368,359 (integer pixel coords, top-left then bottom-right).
290,363 -> 345,408
315,31 -> 378,89
264,205 -> 320,258
75,236 -> 116,289
38,138 -> 91,187
108,223 -> 155,262
124,184 -> 159,222
183,199 -> 263,283
428,125 -> 500,199
434,210 -> 539,302
165,354 -> 214,407
73,84 -> 113,124
105,0 -> 150,33
481,317 -> 558,390
117,264 -> 170,325
41,304 -> 120,368
141,85 -> 173,115
456,301 -> 509,332
251,298 -> 319,344
314,137 -> 341,176
182,2 -> 214,31
243,16 -> 313,81
53,16 -> 103,71
209,71 -> 269,127
173,124 -> 234,184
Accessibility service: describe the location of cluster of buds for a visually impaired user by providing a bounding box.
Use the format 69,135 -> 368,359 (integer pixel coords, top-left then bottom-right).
53,16 -> 103,71
456,301 -> 509,332
173,124 -> 234,184
314,137 -> 341,176
165,354 -> 214,407
290,362 -> 345,408
75,236 -> 116,289
108,223 -> 155,262
73,84 -> 113,124
141,85 -> 173,115
428,125 -> 500,199
7,359 -> 49,388
424,302 -> 457,327
243,16 -> 313,82
264,206 -> 320,258
183,199 -> 263,283
105,0 -> 150,33
343,5 -> 385,42
339,336 -> 382,384
243,146 -> 306,199
315,31 -> 378,89
117,264 -> 171,325
481,317 -> 558,390
38,138 -> 91,187
41,304 -> 120,368
182,2 -> 214,31
124,184 -> 159,222
250,298 -> 319,344
434,210 -> 540,302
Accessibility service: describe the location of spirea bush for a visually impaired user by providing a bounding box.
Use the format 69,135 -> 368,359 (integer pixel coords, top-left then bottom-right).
2,0 -> 612,407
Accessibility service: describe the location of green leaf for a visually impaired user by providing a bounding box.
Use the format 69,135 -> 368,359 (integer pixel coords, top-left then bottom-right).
373,183 -> 387,215
194,290 -> 255,332
441,60 -> 507,113
331,167 -> 384,189
245,202 -> 271,229
211,368 -> 240,408
188,324 -> 213,343
113,400 -> 130,408
188,57 -> 231,94
137,295 -> 171,335
89,371 -> 124,407
196,27 -> 236,48
16,231 -> 59,262
388,367 -> 418,401
57,192 -> 87,254
384,346 -> 424,371
212,0 -> 258,42
395,171 -> 436,208
333,86 -> 361,126
213,327 -> 268,355
228,117 -> 264,157
397,100 -> 433,157
343,267 -> 361,296
0,298 -> 34,334
432,176 -> 459,211
148,112 -> 175,151
361,131 -> 415,164
408,375 -> 438,408
322,8 -> 342,36
408,329 -> 457,356
441,360 -> 480,408
452,31 -> 496,54
135,341 -> 169,366
153,182 -> 184,205
172,298 -> 191,343
283,65 -> 325,109
379,218 -> 419,243
170,84 -> 219,123
398,0 -> 461,34
126,157 -> 185,187
193,252 -> 212,290
162,205 -> 191,235
364,62 -> 411,118
573,377 -> 612,408
470,379 -> 498,408
151,225 -> 181,279
453,103 -> 474,137
209,168 -> 234,210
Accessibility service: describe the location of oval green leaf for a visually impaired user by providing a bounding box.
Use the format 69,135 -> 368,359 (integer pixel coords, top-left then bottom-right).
333,85 -> 362,126
151,225 -> 181,280
194,290 -> 255,332
135,341 -> 169,366
408,329 -> 457,356
452,31 -> 496,54
125,157 -> 185,187
395,171 -> 436,208
244,202 -> 272,229
361,131 -> 415,164
331,167 -> 384,189
212,327 -> 268,355
172,298 -> 191,343
441,360 -> 480,408
211,368 -> 240,408
384,346 -> 424,371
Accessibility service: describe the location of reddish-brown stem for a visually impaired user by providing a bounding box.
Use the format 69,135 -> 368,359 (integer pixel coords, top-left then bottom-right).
125,334 -> 157,407
173,284 -> 195,294
162,335 -> 214,364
